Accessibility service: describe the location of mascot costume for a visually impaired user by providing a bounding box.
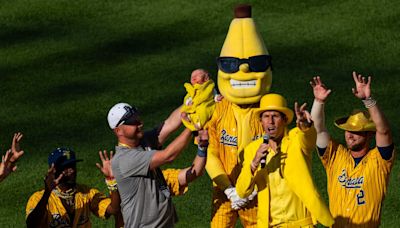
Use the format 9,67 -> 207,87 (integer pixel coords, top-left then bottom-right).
205,4 -> 272,227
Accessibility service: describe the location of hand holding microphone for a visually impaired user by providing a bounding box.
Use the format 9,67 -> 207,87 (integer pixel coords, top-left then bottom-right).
251,134 -> 270,172
260,134 -> 270,168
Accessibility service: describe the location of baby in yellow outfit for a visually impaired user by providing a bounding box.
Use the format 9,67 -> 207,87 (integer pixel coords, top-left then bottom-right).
181,69 -> 221,131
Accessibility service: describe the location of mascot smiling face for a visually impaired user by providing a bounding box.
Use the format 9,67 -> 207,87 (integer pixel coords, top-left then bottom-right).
217,5 -> 272,105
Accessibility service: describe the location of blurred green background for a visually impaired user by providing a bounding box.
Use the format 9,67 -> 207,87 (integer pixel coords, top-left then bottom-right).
0,0 -> 398,227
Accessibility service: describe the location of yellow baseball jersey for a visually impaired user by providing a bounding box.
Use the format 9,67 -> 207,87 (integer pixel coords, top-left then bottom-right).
206,98 -> 264,190
26,184 -> 111,228
162,168 -> 188,196
320,140 -> 395,227
205,99 -> 263,227
237,127 -> 334,228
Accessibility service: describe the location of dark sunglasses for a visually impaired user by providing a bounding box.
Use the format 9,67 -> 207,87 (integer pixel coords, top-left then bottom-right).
116,106 -> 141,127
217,55 -> 272,74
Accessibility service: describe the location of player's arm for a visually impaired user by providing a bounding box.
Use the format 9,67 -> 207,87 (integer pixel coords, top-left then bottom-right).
1,133 -> 25,182
178,130 -> 208,186
158,106 -> 183,145
351,72 -> 393,158
150,128 -> 192,170
95,151 -> 120,216
0,150 -> 13,182
26,165 -> 63,228
310,76 -> 332,155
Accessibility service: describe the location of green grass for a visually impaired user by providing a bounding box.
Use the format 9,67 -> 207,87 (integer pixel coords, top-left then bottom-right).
0,0 -> 399,227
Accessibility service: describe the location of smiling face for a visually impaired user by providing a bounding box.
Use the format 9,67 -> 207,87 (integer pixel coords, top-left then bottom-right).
260,110 -> 287,140
218,18 -> 272,105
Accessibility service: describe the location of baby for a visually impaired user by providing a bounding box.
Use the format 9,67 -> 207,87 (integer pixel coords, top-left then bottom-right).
181,69 -> 222,130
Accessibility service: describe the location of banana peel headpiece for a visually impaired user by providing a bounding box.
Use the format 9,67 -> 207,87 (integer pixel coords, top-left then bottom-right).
218,4 -> 272,105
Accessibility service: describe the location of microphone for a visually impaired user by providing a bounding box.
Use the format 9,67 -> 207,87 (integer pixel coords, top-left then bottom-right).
260,134 -> 270,168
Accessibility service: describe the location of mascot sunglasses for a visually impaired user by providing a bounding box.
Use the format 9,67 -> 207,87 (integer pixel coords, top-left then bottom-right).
217,55 -> 272,73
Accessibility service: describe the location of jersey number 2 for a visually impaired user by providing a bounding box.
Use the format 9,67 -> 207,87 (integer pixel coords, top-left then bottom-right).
357,190 -> 366,205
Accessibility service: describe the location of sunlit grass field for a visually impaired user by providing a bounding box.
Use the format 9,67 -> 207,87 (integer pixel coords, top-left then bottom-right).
0,0 -> 399,227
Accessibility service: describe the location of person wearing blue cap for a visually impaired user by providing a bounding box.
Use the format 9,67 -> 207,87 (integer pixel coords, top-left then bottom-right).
26,147 -> 122,228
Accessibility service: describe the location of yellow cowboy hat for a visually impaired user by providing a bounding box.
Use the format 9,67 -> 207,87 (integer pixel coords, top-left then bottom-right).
334,110 -> 376,132
255,93 -> 294,124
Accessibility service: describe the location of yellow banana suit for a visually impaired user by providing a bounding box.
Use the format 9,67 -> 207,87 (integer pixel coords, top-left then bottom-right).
206,5 -> 271,227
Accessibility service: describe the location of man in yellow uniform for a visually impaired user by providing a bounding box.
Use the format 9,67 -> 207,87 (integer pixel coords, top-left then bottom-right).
26,148 -> 121,228
310,72 -> 395,227
206,4 -> 273,227
236,93 -> 334,227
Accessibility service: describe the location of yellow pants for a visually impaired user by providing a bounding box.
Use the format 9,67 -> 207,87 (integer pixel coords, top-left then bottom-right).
211,187 -> 258,228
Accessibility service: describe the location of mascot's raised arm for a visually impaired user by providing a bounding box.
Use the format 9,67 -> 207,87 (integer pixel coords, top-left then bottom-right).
205,4 -> 272,227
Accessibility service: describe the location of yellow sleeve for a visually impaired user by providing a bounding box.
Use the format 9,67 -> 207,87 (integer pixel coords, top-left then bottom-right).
285,127 -> 334,227
319,140 -> 340,169
162,169 -> 188,196
374,147 -> 395,174
205,101 -> 231,190
88,188 -> 111,219
290,125 -> 317,157
236,139 -> 260,198
26,191 -> 45,219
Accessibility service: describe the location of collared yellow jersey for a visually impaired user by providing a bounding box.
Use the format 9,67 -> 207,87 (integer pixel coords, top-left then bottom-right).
26,184 -> 111,228
320,141 -> 395,227
205,98 -> 263,190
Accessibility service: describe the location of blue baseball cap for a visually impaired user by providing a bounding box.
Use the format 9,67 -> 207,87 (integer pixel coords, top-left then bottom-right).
48,148 -> 83,169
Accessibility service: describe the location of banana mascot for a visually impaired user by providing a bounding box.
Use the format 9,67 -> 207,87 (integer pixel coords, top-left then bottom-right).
206,5 -> 272,227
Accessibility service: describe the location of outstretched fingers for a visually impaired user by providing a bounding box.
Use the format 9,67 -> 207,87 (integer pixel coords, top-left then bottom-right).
96,163 -> 102,170
103,150 -> 110,160
4,150 -> 12,163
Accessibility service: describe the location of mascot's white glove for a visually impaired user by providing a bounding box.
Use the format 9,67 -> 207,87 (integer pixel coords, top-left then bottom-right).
247,190 -> 257,202
224,186 -> 248,210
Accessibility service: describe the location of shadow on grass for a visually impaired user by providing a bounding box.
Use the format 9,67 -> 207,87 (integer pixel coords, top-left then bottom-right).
0,24 -> 69,48
0,18 -> 214,78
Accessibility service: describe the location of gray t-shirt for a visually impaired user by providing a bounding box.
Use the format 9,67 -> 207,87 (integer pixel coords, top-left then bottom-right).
112,145 -> 177,228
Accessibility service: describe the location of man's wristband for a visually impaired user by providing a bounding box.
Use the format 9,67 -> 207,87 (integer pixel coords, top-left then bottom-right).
105,178 -> 118,192
197,146 -> 207,157
362,97 -> 377,108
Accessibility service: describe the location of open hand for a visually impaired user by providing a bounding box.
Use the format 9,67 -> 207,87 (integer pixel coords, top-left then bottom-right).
96,150 -> 114,179
10,132 -> 24,163
310,76 -> 331,103
352,71 -> 371,99
295,102 -> 313,129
